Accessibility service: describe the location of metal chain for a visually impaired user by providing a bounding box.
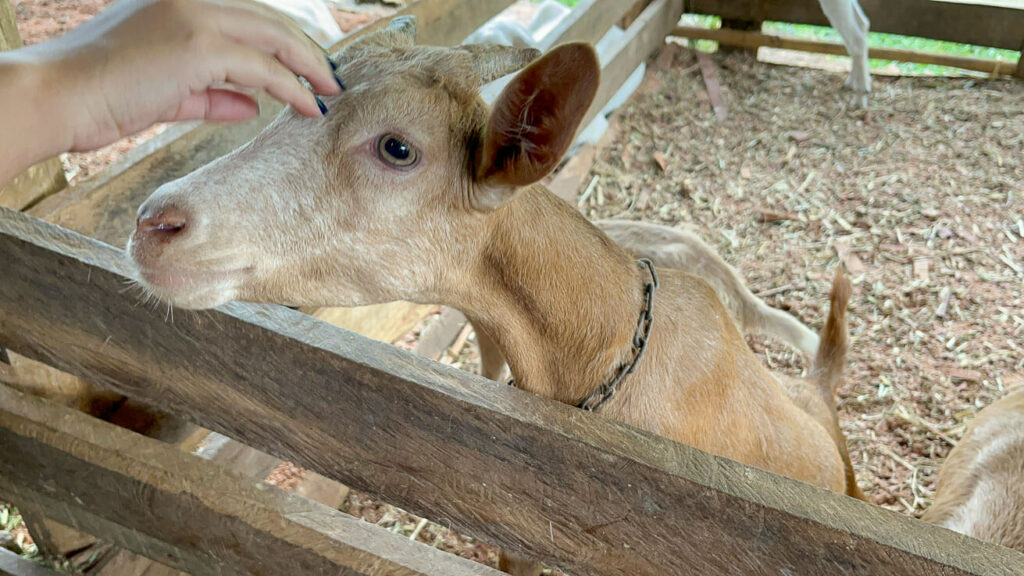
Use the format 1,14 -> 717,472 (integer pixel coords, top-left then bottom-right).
576,258 -> 659,412
505,259 -> 659,413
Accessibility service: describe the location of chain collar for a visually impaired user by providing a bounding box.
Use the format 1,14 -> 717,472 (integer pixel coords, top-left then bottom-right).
506,258 -> 659,413
576,258 -> 659,411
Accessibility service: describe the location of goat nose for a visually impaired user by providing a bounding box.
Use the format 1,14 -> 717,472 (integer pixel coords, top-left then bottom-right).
136,204 -> 190,238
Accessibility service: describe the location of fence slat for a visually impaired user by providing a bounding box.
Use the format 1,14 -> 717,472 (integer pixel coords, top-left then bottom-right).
0,385 -> 500,576
685,0 -> 1024,52
580,0 -> 684,132
3,207 -> 1023,575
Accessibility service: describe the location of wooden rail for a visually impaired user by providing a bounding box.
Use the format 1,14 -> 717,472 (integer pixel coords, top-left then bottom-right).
0,385 -> 498,576
671,26 -> 1021,76
3,207 -> 1024,576
684,0 -> 1024,52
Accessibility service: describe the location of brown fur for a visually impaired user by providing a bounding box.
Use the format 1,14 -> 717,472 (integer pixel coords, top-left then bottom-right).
127,21 -> 860,573
922,387 -> 1024,551
594,220 -> 820,358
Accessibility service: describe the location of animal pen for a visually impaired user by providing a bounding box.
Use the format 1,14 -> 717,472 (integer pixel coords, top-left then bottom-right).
1,0 -> 1023,574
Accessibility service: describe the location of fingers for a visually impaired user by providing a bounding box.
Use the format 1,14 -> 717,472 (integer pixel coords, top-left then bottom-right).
212,1 -> 342,97
167,90 -> 260,123
210,40 -> 325,117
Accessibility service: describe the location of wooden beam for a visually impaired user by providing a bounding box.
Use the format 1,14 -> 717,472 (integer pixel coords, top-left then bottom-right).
0,385 -> 501,576
580,0 -> 684,133
672,26 -> 1021,76
28,0 -> 513,245
0,0 -> 66,211
537,0 -> 649,52
3,208 -> 1023,575
684,0 -> 1024,52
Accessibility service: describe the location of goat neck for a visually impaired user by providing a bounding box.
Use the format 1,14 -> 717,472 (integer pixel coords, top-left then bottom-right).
450,184 -> 643,405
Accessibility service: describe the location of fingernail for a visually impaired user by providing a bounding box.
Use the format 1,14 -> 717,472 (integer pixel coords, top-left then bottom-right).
315,96 -> 328,115
326,55 -> 337,71
334,74 -> 346,91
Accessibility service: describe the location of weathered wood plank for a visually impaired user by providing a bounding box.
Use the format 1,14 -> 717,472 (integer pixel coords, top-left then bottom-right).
580,0 -> 684,133
0,0 -> 17,52
28,0 -> 513,246
2,208 -> 1023,575
536,0 -> 646,52
309,302 -> 435,345
0,161 -> 67,212
0,0 -> 67,211
685,0 -> 1024,52
672,25 -> 1021,76
0,385 -> 501,576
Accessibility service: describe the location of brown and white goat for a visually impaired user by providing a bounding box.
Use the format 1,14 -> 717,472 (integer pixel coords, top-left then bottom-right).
128,17 -> 862,572
922,387 -> 1024,552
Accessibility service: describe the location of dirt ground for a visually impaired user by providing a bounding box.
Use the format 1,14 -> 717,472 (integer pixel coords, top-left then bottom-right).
6,0 -> 1024,573
589,44 -> 1023,515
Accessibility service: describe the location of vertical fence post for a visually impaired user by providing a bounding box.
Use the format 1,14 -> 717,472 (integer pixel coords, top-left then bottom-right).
719,16 -> 762,55
1015,37 -> 1024,79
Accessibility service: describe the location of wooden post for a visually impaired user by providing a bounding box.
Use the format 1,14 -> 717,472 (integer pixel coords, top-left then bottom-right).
718,17 -> 762,55
0,0 -> 67,211
1015,38 -> 1024,79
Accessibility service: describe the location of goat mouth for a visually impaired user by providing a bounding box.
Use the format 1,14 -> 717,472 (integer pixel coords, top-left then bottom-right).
133,264 -> 252,309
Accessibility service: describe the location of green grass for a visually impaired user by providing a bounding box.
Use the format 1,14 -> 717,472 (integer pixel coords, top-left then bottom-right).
677,13 -> 1020,76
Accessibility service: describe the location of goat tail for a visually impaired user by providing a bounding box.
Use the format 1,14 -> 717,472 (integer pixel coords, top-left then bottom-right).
812,268 -> 851,398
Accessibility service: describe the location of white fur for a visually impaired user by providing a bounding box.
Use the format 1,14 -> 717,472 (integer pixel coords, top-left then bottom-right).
817,0 -> 871,107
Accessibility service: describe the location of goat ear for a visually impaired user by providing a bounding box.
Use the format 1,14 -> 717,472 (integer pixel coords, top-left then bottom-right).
472,42 -> 600,211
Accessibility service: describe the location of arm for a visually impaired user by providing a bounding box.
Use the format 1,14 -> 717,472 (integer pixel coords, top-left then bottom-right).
0,0 -> 344,186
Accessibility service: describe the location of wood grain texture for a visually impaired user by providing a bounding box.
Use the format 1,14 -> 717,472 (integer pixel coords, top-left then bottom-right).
580,0 -> 684,133
310,302 -> 435,345
0,0 -> 19,51
28,0 -> 513,246
536,0 -> 645,52
2,208 -> 1023,575
0,385 -> 501,576
685,0 -> 1024,51
0,160 -> 67,211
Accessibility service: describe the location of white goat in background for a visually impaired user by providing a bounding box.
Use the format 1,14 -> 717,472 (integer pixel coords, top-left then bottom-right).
818,0 -> 871,106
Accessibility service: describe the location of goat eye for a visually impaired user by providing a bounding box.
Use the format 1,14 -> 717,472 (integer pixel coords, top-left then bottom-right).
377,135 -> 418,168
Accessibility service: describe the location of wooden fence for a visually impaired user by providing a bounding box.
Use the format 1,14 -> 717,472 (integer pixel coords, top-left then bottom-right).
2,0 -> 1024,575
678,0 -> 1024,77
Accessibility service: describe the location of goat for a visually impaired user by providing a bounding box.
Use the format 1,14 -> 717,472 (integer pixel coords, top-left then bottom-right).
127,17 -> 862,572
818,0 -> 871,107
595,220 -> 819,357
922,386 -> 1024,551
477,220 -> 819,382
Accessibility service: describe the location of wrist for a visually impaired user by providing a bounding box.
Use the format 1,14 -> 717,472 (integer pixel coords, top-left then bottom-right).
0,52 -> 73,184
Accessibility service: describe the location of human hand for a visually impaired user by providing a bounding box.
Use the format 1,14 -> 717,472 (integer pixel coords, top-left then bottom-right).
8,0 -> 342,156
